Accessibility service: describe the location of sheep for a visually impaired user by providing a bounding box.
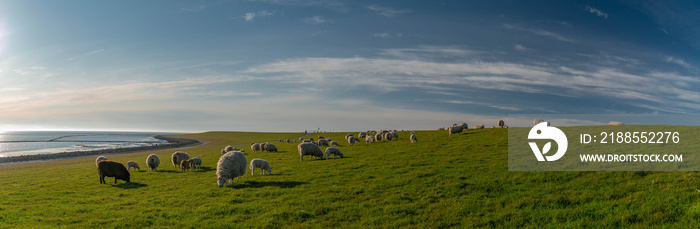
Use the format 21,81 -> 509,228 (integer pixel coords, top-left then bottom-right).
365,135 -> 375,144
474,125 -> 485,129
318,139 -> 329,147
358,132 -> 367,139
330,140 -> 340,147
448,125 -> 464,136
459,123 -> 468,129
534,119 -> 545,126
222,145 -> 240,155
309,137 -> 315,142
391,130 -> 398,139
261,142 -> 268,152
97,160 -> 130,184
437,127 -> 445,131
410,134 -> 417,143
375,132 -> 383,141
303,140 -> 312,143
324,147 -> 344,159
497,120 -> 505,128
251,143 -> 261,153
608,121 -> 624,126
249,159 -> 272,175
216,151 -> 247,187
384,132 -> 394,141
189,156 -> 202,170
298,142 -> 324,161
146,154 -> 160,171
266,143 -> 278,152
127,161 -> 140,171
171,151 -> 190,169
318,136 -> 325,139
348,136 -> 357,146
180,159 -> 190,172
96,156 -> 108,167
345,133 -> 354,140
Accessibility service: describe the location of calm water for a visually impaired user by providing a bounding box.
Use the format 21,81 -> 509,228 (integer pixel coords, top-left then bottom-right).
0,131 -> 181,157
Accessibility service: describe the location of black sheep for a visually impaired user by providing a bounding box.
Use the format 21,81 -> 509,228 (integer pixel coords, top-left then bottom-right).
97,160 -> 131,184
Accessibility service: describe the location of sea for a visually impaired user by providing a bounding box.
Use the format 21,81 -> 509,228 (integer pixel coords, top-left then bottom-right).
0,131 -> 182,157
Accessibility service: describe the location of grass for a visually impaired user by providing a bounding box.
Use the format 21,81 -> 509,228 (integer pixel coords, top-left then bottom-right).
0,129 -> 699,228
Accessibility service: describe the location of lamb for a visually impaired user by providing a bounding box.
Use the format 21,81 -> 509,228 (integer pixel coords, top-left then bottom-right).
330,140 -> 339,147
251,143 -> 261,153
348,136 -> 357,146
249,158 -> 272,175
410,134 -> 417,143
474,125 -> 485,129
298,142 -> 324,161
127,161 -> 140,171
265,143 -> 278,152
96,156 -> 108,167
608,121 -> 624,126
365,135 -> 375,144
97,160 -> 130,184
216,151 -> 247,187
317,139 -> 329,147
189,156 -> 202,170
180,159 -> 190,172
324,147 -> 344,159
497,120 -> 505,128
146,154 -> 160,171
448,125 -> 464,136
171,151 -> 190,168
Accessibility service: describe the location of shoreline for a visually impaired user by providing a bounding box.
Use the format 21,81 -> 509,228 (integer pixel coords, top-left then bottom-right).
0,135 -> 203,165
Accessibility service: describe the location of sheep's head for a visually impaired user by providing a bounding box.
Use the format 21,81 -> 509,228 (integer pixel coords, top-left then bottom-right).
267,167 -> 273,175
217,177 -> 228,187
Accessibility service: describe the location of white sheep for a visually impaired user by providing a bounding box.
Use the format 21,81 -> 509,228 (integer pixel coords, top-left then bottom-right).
330,140 -> 339,147
448,125 -> 464,136
324,147 -> 344,159
127,161 -> 140,171
189,156 -> 202,170
146,154 -> 160,171
497,120 -> 505,128
437,127 -> 445,131
95,156 -> 108,167
533,119 -> 545,126
358,132 -> 367,139
608,121 -> 624,125
251,143 -> 261,153
266,143 -> 278,152
391,130 -> 398,139
384,132 -> 394,141
249,159 -> 272,175
347,136 -> 357,146
317,139 -> 329,147
171,151 -> 190,169
222,145 -> 240,155
474,125 -> 485,129
410,134 -> 417,143
375,132 -> 383,141
298,142 -> 324,161
217,151 -> 247,187
365,135 -> 375,144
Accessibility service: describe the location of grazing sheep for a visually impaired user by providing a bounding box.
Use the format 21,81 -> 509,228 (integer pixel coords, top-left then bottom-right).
459,123 -> 468,129
375,132 -> 383,141
216,151 -> 247,187
298,142 -> 324,161
410,134 -> 417,143
358,132 -> 367,139
96,156 -> 108,167
318,136 -> 325,139
474,125 -> 485,129
299,137 -> 304,141
318,139 -> 329,147
222,145 -> 240,155
345,133 -> 354,140
309,137 -> 314,142
171,151 -> 190,168
497,120 -> 505,128
180,159 -> 190,172
127,161 -> 140,171
303,140 -> 312,143
249,159 -> 272,175
324,147 -> 344,159
348,136 -> 357,146
437,127 -> 445,131
261,142 -> 268,152
384,132 -> 394,141
608,121 -> 624,126
365,135 -> 375,144
146,154 -> 160,171
251,143 -> 261,153
97,160 -> 130,184
448,125 -> 464,136
266,143 -> 278,152
330,140 -> 340,147
391,130 -> 398,139
189,156 -> 202,170
533,119 -> 545,126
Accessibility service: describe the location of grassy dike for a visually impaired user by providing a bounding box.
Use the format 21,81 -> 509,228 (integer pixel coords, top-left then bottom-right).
0,129 -> 699,228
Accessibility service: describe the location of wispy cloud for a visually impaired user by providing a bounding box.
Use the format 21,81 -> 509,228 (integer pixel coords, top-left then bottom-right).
514,44 -> 528,51
503,24 -> 575,43
665,56 -> 694,69
244,10 -> 274,21
366,5 -> 411,17
586,6 -> 608,19
302,16 -> 331,24
373,33 -> 402,39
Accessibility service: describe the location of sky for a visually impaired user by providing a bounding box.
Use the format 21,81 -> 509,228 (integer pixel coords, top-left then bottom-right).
0,0 -> 699,132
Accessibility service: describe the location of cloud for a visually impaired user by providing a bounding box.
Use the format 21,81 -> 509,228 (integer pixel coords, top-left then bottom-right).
665,56 -> 694,69
373,33 -> 402,39
244,10 -> 274,21
586,6 -> 608,19
302,16 -> 331,24
514,44 -> 527,51
85,49 -> 104,55
366,5 -> 411,17
503,24 -> 575,43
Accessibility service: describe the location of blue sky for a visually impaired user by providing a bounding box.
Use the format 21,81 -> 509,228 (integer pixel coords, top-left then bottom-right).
0,0 -> 699,132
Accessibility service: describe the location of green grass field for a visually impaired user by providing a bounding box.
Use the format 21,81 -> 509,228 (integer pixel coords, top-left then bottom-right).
1,129 -> 699,228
